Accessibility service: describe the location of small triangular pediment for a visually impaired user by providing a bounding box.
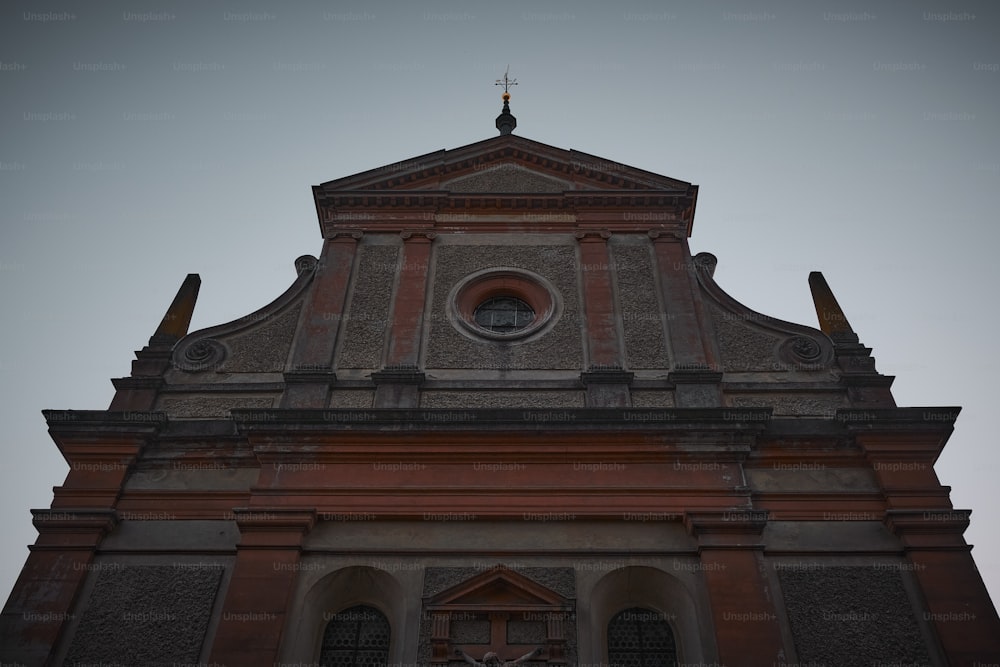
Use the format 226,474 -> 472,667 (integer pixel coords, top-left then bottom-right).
428,568 -> 567,608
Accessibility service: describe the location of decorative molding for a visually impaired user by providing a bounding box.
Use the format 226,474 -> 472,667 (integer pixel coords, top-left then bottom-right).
580,367 -> 635,385
172,256 -> 318,374
371,366 -> 426,385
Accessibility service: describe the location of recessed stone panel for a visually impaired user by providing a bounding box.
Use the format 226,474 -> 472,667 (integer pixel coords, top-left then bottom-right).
778,565 -> 932,665
155,394 -> 275,418
612,242 -> 668,369
710,306 -> 782,372
630,390 -> 676,408
330,389 -> 374,409
729,393 -> 846,417
426,244 -> 583,370
338,244 -> 399,369
420,390 -> 585,409
64,564 -> 223,666
219,304 -> 301,373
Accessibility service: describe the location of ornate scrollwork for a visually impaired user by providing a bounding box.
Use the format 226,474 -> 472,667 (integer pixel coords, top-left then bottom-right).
173,338 -> 227,372
789,335 -> 822,361
693,252 -> 718,276
294,255 -> 318,275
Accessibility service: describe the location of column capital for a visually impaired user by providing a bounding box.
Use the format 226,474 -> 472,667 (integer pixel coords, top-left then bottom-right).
647,229 -> 686,241
684,510 -> 768,548
231,507 -> 317,548
329,230 -> 364,242
400,230 -> 437,241
574,229 -> 612,241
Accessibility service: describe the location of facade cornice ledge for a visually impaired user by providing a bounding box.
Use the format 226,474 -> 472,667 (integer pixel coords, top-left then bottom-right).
283,370 -> 337,385
111,377 -> 166,391
43,409 -> 167,433
31,508 -> 118,537
580,368 -> 635,385
836,407 -> 960,431
668,368 -> 725,384
229,407 -> 774,433
370,367 -> 427,385
684,510 -> 769,544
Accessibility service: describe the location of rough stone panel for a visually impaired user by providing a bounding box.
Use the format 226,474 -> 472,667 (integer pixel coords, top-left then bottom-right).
329,389 -> 374,409
338,244 -> 398,369
64,564 -> 223,666
444,165 -> 569,193
451,619 -> 491,643
219,304 -> 301,373
710,306 -> 782,372
420,390 -> 585,409
630,391 -> 676,408
508,619 -> 546,643
729,394 -> 846,417
612,243 -> 668,369
426,245 -> 583,370
156,395 -> 275,418
778,566 -> 932,666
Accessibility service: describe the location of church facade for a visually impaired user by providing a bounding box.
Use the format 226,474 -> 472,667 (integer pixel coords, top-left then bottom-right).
2,105 -> 999,666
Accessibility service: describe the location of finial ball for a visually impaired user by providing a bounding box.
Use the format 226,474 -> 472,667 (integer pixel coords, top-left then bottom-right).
502,92 -> 510,102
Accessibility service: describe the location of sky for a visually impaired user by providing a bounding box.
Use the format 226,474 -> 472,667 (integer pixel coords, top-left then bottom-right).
1,0 -> 998,612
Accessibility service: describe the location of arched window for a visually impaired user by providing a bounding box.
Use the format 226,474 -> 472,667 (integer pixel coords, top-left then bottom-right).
607,606 -> 678,667
319,604 -> 390,667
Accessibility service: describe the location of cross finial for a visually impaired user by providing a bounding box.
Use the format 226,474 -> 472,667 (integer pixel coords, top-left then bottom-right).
495,65 -> 517,97
494,66 -> 517,135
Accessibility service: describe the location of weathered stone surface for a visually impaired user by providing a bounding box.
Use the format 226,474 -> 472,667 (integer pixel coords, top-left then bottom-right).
426,244 -> 583,370
64,564 -> 223,666
507,619 -> 546,643
156,394 -> 275,417
452,619 -> 491,642
747,468 -> 879,493
338,244 -> 398,369
329,389 -> 374,409
729,393 -> 846,417
420,390 -> 585,409
710,306 -> 782,372
612,243 -> 668,369
125,468 -> 259,491
630,390 -> 676,408
778,566 -> 931,665
444,164 -> 569,193
219,304 -> 301,372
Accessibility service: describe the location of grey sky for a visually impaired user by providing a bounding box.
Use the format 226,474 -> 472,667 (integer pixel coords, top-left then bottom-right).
2,0 -> 998,608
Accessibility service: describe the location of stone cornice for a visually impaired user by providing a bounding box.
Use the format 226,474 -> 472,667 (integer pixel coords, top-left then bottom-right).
229,407 -> 774,433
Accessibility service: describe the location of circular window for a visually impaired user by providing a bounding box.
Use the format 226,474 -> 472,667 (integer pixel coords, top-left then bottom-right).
448,267 -> 560,342
474,296 -> 535,333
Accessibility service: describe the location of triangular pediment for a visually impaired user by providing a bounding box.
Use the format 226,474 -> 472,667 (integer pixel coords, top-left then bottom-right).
427,568 -> 568,609
314,134 -> 692,194
442,163 -> 569,193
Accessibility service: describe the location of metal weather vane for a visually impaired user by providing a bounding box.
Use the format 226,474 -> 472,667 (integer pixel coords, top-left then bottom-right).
495,66 -> 518,96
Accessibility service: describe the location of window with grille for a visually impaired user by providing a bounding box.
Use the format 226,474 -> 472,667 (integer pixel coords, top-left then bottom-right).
474,296 -> 536,333
319,604 -> 390,667
607,607 -> 678,667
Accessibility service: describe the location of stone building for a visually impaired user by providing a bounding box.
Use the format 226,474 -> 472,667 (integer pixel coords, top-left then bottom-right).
2,97 -> 999,666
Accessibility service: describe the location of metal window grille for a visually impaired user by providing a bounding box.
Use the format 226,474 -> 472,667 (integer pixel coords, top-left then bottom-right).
319,604 -> 390,667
